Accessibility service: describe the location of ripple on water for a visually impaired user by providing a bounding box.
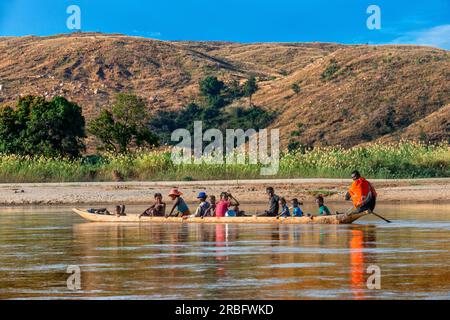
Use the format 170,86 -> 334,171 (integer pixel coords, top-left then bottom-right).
169,277 -> 303,290
0,263 -> 68,272
379,220 -> 450,231
260,262 -> 337,269
137,246 -> 447,259
16,226 -> 71,231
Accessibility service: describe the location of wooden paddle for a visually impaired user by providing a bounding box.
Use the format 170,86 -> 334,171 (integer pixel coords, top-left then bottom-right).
370,211 -> 392,223
343,208 -> 392,223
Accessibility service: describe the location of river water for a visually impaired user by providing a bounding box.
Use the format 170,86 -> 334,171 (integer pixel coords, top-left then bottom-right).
0,203 -> 449,300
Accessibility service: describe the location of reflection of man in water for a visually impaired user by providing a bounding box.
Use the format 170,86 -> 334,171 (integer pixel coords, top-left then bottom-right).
346,170 -> 377,214
350,229 -> 364,300
349,226 -> 377,300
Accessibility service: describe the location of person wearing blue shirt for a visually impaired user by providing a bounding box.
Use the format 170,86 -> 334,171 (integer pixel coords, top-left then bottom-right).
291,198 -> 303,217
278,198 -> 291,217
193,191 -> 210,218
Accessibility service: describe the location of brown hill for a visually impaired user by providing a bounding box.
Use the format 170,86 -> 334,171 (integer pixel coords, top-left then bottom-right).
0,32 -> 448,149
378,104 -> 450,144
251,45 -> 450,147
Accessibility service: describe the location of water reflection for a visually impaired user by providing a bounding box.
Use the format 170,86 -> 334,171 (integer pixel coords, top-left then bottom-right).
68,222 -> 381,300
350,229 -> 365,299
0,204 -> 449,300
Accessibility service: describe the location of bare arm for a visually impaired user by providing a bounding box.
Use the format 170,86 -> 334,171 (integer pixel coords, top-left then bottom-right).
229,194 -> 240,206
361,191 -> 373,207
345,192 -> 351,201
168,198 -> 179,217
276,206 -> 288,218
140,203 -> 156,216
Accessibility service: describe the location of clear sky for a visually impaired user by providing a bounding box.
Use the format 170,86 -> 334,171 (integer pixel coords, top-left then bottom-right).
0,0 -> 449,49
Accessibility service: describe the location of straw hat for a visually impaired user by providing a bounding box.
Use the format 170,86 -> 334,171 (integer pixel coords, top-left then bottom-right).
169,188 -> 183,197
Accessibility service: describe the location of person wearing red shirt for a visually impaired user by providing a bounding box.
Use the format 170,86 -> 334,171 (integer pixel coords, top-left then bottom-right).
215,192 -> 240,218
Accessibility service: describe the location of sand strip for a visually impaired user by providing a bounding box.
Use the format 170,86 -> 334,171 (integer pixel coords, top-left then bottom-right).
1,178 -> 449,206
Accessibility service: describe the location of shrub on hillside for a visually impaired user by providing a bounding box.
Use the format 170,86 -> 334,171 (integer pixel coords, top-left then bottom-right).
321,59 -> 341,81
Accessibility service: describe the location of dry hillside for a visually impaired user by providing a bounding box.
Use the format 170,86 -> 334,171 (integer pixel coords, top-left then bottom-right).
0,32 -> 448,149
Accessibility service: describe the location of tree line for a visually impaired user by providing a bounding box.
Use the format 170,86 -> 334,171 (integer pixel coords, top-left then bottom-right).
0,75 -> 275,158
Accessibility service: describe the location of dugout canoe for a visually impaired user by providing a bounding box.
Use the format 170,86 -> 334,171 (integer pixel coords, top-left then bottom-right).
72,208 -> 368,225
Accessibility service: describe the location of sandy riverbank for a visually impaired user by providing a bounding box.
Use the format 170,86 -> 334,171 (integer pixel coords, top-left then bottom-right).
0,178 -> 449,206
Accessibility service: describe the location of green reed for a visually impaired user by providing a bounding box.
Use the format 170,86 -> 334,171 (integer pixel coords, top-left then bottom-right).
0,142 -> 448,183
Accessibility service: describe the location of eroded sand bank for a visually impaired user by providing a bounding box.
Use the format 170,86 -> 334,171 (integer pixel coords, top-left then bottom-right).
1,178 -> 449,206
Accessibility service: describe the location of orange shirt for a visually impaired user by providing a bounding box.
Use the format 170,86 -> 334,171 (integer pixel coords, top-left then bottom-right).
348,178 -> 377,208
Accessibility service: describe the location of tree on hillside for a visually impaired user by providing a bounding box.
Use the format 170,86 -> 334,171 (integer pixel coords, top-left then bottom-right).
0,95 -> 86,157
199,76 -> 226,107
89,93 -> 159,153
227,79 -> 243,100
243,76 -> 258,107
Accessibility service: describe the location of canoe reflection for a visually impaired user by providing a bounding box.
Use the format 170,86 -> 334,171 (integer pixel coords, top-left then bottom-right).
72,222 -> 377,299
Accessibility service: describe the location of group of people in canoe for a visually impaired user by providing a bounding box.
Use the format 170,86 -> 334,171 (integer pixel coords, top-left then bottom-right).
89,170 -> 377,219
139,189 -> 243,218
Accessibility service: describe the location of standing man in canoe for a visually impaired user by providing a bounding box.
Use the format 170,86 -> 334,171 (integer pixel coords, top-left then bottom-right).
265,187 -> 280,216
345,170 -> 377,214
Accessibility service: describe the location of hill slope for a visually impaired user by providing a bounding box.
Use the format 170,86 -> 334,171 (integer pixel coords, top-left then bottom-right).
0,33 -> 448,149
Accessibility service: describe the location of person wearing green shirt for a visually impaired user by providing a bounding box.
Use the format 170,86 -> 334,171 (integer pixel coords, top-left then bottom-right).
316,195 -> 331,216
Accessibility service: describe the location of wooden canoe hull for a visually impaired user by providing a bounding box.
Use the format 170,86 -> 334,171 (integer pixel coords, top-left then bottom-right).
72,208 -> 368,225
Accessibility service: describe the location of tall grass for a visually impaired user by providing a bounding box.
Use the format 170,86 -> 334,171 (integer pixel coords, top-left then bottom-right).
0,142 -> 448,183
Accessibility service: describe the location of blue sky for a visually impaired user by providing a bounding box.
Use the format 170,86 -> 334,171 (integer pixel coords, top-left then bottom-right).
0,0 -> 449,49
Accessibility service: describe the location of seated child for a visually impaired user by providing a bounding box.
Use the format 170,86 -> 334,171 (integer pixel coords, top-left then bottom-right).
87,208 -> 112,215
278,198 -> 291,217
193,192 -> 210,218
316,195 -> 331,216
167,188 -> 190,217
205,195 -> 216,217
215,192 -> 240,218
291,198 -> 303,217
140,193 -> 166,217
115,205 -> 126,217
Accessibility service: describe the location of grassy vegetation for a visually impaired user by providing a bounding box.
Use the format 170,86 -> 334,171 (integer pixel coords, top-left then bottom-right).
321,59 -> 341,81
0,142 -> 448,183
